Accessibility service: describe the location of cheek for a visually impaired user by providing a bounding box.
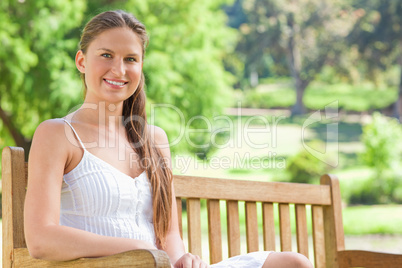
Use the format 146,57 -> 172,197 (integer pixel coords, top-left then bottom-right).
86,61 -> 109,81
129,65 -> 143,80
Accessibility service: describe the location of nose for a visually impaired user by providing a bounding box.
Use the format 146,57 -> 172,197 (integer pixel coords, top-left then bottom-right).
111,58 -> 125,77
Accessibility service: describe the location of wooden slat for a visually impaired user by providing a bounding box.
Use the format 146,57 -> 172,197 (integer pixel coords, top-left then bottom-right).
321,174 -> 345,268
338,250 -> 402,268
187,198 -> 202,258
226,201 -> 240,257
245,202 -> 259,253
2,147 -> 26,268
174,175 -> 331,205
262,202 -> 276,251
279,203 -> 292,252
13,248 -> 171,267
295,204 -> 309,258
176,197 -> 183,238
207,199 -> 222,264
312,205 -> 326,268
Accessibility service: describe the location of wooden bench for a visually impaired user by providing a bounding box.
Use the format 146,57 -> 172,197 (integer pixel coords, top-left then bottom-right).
2,146 -> 402,267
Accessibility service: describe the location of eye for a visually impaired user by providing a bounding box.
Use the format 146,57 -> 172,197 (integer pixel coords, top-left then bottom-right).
125,57 -> 137,62
101,53 -> 112,58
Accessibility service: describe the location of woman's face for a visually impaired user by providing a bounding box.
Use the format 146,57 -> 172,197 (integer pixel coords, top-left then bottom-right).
76,27 -> 143,105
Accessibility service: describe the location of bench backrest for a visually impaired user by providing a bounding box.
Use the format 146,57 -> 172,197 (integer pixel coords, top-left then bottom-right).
2,146 -> 345,268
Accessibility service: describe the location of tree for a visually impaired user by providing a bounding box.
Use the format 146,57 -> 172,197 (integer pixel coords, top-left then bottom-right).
0,0 -> 236,158
347,0 -> 402,122
236,0 -> 356,115
0,0 -> 86,156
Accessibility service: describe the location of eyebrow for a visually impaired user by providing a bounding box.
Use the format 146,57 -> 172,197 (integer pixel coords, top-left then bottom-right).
97,48 -> 140,57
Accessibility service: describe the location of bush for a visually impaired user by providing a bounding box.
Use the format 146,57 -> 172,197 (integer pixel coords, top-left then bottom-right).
349,113 -> 402,204
360,113 -> 402,170
349,174 -> 402,205
240,87 -> 295,109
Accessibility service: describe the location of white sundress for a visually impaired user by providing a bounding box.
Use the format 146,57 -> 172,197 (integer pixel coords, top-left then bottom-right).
59,119 -> 272,267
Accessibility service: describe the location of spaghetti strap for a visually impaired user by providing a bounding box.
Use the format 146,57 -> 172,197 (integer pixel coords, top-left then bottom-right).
62,118 -> 86,150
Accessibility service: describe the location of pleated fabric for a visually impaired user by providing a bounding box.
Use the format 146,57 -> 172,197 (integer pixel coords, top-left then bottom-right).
60,119 -> 156,247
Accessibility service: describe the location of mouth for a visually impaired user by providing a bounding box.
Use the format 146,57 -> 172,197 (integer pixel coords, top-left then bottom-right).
104,79 -> 128,86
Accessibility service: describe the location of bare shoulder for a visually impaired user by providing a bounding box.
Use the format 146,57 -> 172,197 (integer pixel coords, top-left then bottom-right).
29,118 -> 72,168
147,124 -> 169,145
33,119 -> 70,148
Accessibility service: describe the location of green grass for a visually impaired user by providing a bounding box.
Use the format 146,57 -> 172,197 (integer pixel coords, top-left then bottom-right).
305,83 -> 397,112
238,80 -> 397,112
343,205 -> 402,235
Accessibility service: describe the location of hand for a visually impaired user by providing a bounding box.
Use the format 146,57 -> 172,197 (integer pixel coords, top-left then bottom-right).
174,253 -> 209,268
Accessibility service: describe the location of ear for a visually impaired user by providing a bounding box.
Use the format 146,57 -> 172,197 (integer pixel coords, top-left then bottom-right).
75,50 -> 86,73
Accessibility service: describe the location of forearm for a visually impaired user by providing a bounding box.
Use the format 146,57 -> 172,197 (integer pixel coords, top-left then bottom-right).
162,233 -> 187,265
26,224 -> 157,261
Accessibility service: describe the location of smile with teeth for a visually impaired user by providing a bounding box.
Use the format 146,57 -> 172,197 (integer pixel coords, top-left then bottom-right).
104,79 -> 127,86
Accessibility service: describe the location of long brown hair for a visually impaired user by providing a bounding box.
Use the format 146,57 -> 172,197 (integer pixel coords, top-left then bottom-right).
79,10 -> 172,248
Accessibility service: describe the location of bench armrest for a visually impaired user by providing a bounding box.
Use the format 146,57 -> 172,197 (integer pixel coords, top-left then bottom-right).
338,250 -> 402,268
13,248 -> 171,267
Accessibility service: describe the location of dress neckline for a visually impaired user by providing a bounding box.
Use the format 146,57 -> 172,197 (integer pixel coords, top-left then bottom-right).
84,150 -> 146,180
61,118 -> 145,180
64,149 -> 146,181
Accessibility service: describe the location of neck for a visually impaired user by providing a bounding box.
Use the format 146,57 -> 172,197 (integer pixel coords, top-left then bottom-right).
71,100 -> 126,130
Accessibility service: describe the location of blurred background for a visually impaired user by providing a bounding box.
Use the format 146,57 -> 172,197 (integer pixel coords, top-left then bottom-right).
1,0 -> 401,259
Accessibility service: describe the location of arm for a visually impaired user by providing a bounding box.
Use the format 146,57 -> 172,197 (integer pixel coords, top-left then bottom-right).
151,126 -> 207,268
24,120 -> 157,261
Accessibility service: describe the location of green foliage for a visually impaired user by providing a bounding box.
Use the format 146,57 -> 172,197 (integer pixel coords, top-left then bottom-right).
232,0 -> 358,114
348,113 -> 402,204
240,87 -> 295,109
348,175 -> 402,205
0,0 -> 236,159
286,141 -> 331,184
360,113 -> 402,171
347,1 -> 402,80
0,0 -> 86,138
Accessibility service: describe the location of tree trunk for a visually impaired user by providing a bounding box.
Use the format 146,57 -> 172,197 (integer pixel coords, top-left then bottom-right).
392,61 -> 402,123
292,78 -> 309,115
285,12 -> 309,116
0,105 -> 32,160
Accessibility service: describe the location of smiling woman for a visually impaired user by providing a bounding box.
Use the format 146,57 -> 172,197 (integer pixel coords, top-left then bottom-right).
76,27 -> 143,103
23,10 -> 312,268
